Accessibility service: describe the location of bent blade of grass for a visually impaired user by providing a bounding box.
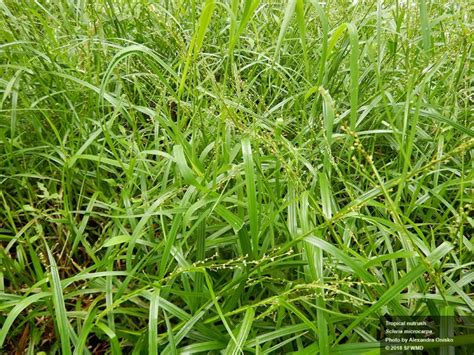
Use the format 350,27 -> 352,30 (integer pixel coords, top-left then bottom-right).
174,144 -> 201,188
327,24 -> 347,59
225,307 -> 255,355
99,44 -> 177,109
95,321 -> 121,353
203,271 -> 238,347
0,292 -> 51,347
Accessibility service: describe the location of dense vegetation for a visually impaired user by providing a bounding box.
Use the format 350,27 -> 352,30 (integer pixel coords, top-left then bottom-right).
0,0 -> 473,353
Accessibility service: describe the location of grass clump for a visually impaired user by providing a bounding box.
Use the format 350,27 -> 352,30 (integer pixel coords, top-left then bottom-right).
0,0 -> 473,353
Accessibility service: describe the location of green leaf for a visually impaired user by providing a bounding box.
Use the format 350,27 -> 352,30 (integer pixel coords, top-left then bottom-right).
419,0 -> 432,55
274,0 -> 297,60
46,246 -> 72,355
148,288 -> 160,355
0,292 -> 51,347
346,23 -> 359,129
102,235 -> 131,248
319,172 -> 333,219
174,145 -> 200,187
178,0 -> 216,98
214,204 -> 244,231
226,307 -> 255,355
242,138 -> 259,257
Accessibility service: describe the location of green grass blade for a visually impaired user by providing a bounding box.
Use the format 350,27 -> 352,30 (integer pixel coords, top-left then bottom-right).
274,0 -> 297,60
178,0 -> 216,99
225,307 -> 255,355
46,246 -> 72,355
346,23 -> 359,129
148,288 -> 161,355
242,138 -> 258,257
419,0 -> 432,56
229,0 -> 260,56
0,292 -> 51,347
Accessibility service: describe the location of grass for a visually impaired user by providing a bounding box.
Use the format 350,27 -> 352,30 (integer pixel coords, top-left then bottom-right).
0,0 -> 473,353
